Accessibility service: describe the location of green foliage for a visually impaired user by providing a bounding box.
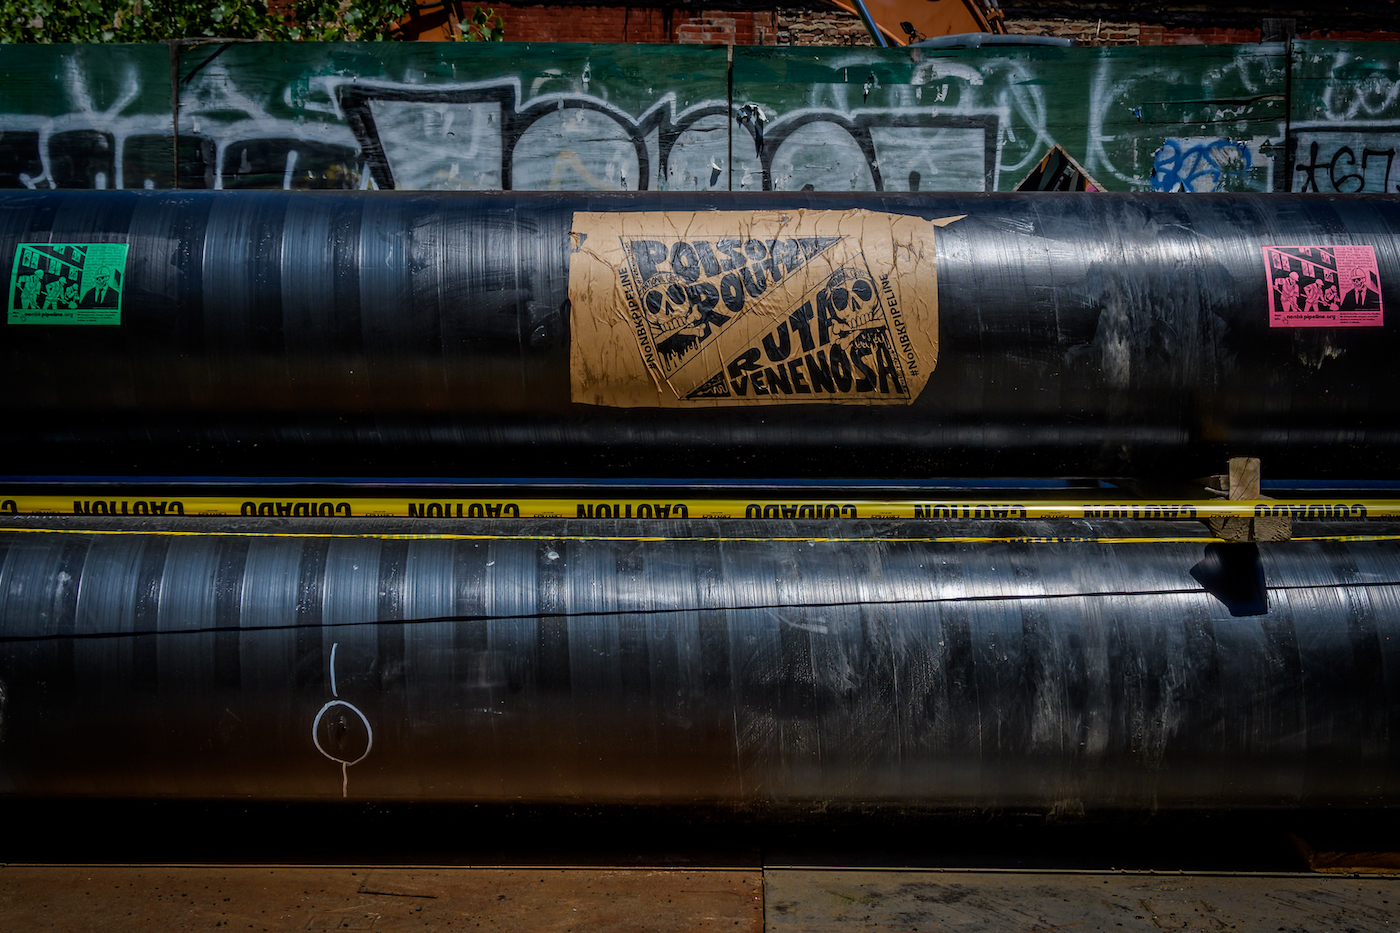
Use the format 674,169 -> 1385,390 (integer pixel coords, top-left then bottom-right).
0,0 -> 417,43
281,0 -> 415,41
455,5 -> 501,42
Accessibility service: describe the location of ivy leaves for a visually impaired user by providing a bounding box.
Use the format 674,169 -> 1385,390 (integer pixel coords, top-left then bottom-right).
0,0 -> 503,43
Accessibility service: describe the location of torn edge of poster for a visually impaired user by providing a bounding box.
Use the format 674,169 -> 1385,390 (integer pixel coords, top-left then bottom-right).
568,209 -> 959,408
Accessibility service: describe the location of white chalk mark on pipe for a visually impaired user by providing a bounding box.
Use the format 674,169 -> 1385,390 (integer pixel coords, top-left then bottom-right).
314,642 -> 372,798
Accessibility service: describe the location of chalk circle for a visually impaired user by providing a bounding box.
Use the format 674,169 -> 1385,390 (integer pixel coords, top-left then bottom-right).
312,700 -> 374,767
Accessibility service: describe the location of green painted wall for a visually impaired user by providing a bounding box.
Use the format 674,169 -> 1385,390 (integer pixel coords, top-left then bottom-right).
0,39 -> 1395,194
0,44 -> 171,188
1291,40 -> 1400,194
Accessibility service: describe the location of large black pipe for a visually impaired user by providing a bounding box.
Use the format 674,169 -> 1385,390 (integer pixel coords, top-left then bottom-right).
1,190 -> 1397,479
1,516 -> 1397,807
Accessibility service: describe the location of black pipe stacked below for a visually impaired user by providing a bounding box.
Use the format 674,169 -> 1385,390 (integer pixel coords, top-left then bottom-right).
1,190 -> 1398,479
1,517 -> 1397,807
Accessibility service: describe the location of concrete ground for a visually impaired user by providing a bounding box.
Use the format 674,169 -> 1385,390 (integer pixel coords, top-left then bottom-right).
1,803 -> 1397,931
3,864 -> 1399,931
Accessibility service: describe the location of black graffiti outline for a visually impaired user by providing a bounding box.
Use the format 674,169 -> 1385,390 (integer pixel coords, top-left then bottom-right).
340,79 -> 703,191
337,79 -> 999,193
1287,125 -> 1400,193
340,81 -> 515,190
742,110 -> 999,192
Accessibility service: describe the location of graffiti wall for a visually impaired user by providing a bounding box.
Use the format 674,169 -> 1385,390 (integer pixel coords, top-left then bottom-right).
176,42 -> 732,191
1291,41 -> 1400,195
731,43 -> 1288,193
0,44 -> 173,190
0,40 -> 1395,194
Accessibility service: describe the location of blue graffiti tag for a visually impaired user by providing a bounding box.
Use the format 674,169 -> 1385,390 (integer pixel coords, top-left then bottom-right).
1151,138 -> 1253,192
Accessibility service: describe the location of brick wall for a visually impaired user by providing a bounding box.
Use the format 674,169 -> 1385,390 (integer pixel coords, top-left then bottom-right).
675,11 -> 783,45
471,4 -> 873,46
1296,28 -> 1400,40
447,3 -> 1400,46
485,3 -> 673,43
953,17 -> 1400,46
1003,18 -> 1139,46
1137,24 -> 1400,45
774,8 -> 875,46
1138,25 -> 1263,45
1002,18 -> 1400,46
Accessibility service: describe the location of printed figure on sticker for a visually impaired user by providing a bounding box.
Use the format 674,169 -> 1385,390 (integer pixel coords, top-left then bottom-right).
620,232 -> 842,377
79,264 -> 122,309
1263,244 -> 1382,327
569,209 -> 954,409
1340,267 -> 1381,313
8,242 -> 127,325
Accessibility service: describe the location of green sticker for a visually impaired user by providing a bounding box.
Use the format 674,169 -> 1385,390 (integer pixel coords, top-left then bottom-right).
8,243 -> 128,325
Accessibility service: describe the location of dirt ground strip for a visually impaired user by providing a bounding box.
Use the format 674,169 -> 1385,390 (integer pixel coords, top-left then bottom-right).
763,868 -> 1400,932
0,865 -> 763,933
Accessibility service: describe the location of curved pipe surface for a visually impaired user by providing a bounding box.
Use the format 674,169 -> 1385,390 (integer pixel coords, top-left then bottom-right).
0,517 -> 1397,807
0,190 -> 1397,479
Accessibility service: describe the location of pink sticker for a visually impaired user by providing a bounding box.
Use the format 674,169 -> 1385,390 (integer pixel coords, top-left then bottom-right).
1264,245 -> 1383,327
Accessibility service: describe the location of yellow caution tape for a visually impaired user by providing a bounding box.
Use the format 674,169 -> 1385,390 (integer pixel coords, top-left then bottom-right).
0,492 -> 1394,521
0,526 -> 1398,548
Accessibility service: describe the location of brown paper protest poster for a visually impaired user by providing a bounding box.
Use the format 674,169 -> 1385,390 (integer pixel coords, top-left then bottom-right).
568,209 -> 956,408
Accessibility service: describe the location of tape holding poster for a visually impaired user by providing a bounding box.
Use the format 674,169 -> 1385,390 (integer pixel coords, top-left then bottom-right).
1263,244 -> 1383,327
568,210 -> 955,408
